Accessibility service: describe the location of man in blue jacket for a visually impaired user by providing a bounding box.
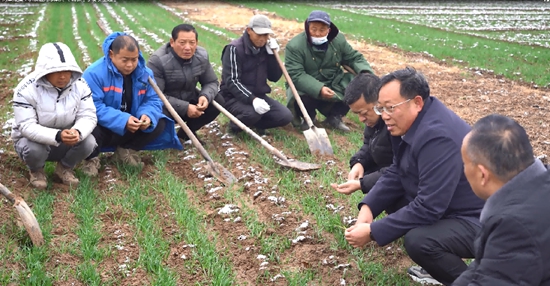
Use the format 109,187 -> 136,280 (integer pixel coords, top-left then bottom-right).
454,114 -> 550,285
344,67 -> 485,285
82,32 -> 182,174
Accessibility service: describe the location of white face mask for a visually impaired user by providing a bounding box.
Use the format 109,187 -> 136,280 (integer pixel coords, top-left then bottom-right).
311,36 -> 328,45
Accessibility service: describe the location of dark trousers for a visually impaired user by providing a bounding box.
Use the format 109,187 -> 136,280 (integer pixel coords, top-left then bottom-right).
294,95 -> 350,120
225,96 -> 293,131
404,219 -> 478,285
385,198 -> 478,285
87,118 -> 167,159
164,93 -> 225,138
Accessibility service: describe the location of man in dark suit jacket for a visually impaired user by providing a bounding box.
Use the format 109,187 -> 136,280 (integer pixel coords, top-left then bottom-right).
344,67 -> 485,285
454,114 -> 550,285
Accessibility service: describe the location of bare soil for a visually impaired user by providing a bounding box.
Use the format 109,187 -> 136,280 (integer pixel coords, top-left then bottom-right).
0,1 -> 548,285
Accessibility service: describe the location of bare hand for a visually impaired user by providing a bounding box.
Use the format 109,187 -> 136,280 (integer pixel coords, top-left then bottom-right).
126,116 -> 141,133
345,223 -> 372,248
331,180 -> 361,195
320,86 -> 335,99
348,163 -> 365,181
60,129 -> 79,146
357,204 -> 374,224
196,96 -> 209,111
139,114 -> 151,131
187,104 -> 204,118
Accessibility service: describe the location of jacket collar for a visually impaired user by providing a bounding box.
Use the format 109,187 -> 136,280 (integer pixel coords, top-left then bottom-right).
401,96 -> 434,145
480,160 -> 547,222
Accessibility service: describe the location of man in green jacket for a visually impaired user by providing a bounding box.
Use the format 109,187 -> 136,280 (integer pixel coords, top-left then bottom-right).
285,10 -> 373,132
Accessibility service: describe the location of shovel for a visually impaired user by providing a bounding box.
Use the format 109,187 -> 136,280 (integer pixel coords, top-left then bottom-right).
273,52 -> 334,156
212,101 -> 320,171
0,183 -> 44,246
148,77 -> 237,185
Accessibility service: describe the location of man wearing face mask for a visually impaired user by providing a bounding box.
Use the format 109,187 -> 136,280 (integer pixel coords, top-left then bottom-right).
285,10 -> 373,132
219,14 -> 293,135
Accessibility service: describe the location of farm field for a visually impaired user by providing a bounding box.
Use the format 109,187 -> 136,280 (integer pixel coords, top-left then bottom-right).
0,1 -> 549,285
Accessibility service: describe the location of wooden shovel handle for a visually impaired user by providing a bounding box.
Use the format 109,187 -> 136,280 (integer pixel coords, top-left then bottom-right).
147,77 -> 214,163
272,52 -> 316,128
212,101 -> 289,162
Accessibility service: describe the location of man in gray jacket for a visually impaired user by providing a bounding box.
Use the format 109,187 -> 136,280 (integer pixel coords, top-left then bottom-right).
454,114 -> 550,285
147,24 -> 223,143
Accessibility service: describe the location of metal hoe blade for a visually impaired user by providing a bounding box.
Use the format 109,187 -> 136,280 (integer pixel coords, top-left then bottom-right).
0,183 -> 44,246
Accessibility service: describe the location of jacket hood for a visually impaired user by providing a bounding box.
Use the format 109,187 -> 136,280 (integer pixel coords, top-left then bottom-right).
102,31 -> 146,76
304,20 -> 339,46
34,42 -> 82,85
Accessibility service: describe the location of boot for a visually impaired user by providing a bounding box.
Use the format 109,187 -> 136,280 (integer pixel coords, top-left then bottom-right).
29,169 -> 47,190
81,157 -> 101,177
54,162 -> 79,187
114,147 -> 142,167
324,116 -> 350,132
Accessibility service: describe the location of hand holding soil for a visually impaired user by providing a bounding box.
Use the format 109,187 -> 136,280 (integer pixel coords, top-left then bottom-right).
60,129 -> 79,146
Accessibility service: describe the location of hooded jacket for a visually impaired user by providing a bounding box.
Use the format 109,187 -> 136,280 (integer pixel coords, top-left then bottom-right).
147,43 -> 219,116
284,20 -> 373,103
12,42 -> 97,146
83,32 -> 182,151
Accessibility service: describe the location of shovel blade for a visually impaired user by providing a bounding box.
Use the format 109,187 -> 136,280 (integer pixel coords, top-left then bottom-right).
206,161 -> 238,185
276,158 -> 321,171
303,126 -> 333,156
14,199 -> 44,246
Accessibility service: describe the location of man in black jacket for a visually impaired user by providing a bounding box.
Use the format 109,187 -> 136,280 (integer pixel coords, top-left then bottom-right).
454,114 -> 550,285
331,73 -> 393,195
219,14 -> 293,135
147,24 -> 223,142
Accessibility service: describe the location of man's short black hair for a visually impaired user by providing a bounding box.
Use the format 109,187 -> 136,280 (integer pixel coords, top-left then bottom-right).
344,72 -> 380,105
110,35 -> 140,54
466,114 -> 534,182
379,66 -> 430,100
172,24 -> 198,41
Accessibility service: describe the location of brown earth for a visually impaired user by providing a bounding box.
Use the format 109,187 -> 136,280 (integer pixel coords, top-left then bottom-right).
1,1 -> 549,285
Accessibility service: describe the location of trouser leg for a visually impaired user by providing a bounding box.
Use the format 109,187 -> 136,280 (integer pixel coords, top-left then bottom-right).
48,135 -> 97,168
255,97 -> 293,130
294,95 -> 319,121
225,98 -> 262,131
14,138 -> 49,171
184,94 -> 225,133
404,218 -> 479,285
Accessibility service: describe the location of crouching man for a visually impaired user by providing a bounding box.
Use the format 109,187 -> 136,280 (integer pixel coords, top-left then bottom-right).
12,42 -> 97,189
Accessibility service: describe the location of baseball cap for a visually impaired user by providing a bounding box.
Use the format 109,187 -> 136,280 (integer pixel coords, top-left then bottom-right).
307,10 -> 331,25
248,14 -> 273,35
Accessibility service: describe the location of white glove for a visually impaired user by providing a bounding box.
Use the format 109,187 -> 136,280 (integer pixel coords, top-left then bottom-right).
265,38 -> 280,55
252,98 -> 271,115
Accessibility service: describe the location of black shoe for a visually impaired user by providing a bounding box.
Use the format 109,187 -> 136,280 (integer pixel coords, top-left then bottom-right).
178,129 -> 205,145
225,124 -> 242,136
324,116 -> 350,132
256,128 -> 269,136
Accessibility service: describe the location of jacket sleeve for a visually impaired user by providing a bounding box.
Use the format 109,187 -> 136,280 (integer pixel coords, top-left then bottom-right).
136,72 -> 164,133
198,53 -> 219,102
147,54 -> 190,116
360,168 -> 385,194
369,137 -> 464,246
12,86 -> 60,146
284,43 -> 324,99
221,45 -> 256,104
339,35 -> 373,74
266,53 -> 282,83
350,127 -> 375,169
82,68 -> 130,136
453,216 -> 543,286
71,79 -> 97,140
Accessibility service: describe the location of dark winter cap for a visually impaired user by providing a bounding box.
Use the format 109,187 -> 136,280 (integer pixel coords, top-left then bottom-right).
248,14 -> 273,35
307,10 -> 331,25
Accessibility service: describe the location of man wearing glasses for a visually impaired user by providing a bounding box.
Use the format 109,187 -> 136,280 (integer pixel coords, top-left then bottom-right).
344,67 -> 485,285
